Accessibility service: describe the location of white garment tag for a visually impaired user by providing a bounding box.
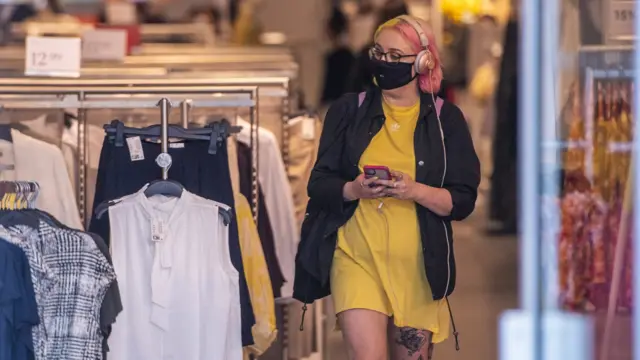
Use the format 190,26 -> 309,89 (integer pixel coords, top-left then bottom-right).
151,219 -> 165,242
301,116 -> 315,140
126,136 -> 145,161
169,142 -> 185,149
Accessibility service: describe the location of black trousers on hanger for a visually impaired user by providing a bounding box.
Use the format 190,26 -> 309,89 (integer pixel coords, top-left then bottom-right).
89,136 -> 256,346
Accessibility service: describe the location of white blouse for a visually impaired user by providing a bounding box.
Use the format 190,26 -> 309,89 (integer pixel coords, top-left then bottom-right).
107,187 -> 242,360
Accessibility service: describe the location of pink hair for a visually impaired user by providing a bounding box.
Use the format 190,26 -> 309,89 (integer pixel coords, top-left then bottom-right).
376,17 -> 443,93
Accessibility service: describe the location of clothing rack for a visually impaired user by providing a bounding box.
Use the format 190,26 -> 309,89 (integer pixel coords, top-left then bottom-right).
0,75 -> 305,360
0,77 -> 294,176
0,85 -> 261,226
581,67 -> 634,185
0,181 -> 39,210
9,22 -> 216,46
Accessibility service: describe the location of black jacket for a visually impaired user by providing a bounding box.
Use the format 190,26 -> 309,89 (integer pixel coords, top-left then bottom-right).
293,88 -> 480,307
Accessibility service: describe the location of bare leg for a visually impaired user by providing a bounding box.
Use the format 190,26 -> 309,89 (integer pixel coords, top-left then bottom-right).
388,322 -> 434,360
338,309 -> 389,360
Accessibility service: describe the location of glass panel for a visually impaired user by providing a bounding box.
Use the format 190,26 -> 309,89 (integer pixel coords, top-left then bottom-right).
515,0 -> 638,357
558,2 -> 636,358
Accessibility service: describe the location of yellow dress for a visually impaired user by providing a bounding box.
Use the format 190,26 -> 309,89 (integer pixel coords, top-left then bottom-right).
330,100 -> 450,343
234,193 -> 278,359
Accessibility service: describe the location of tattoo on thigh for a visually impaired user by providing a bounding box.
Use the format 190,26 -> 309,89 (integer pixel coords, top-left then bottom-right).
395,327 -> 427,356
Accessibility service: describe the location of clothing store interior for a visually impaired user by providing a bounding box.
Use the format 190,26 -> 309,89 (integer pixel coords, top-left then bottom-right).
0,0 -> 635,358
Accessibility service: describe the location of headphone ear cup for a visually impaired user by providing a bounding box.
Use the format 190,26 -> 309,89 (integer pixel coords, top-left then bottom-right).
424,50 -> 435,71
415,49 -> 435,74
414,50 -> 428,74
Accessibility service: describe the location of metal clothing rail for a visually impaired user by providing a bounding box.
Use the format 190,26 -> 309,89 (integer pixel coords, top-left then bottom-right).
0,76 -> 293,174
0,86 -> 260,226
9,23 -> 217,46
158,98 -> 171,180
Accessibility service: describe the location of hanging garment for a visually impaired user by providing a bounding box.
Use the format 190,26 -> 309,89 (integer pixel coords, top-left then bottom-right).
17,114 -> 102,221
236,141 -> 284,298
236,117 -> 298,297
87,232 -> 123,360
235,193 -> 277,359
61,120 -> 105,214
18,115 -> 78,189
0,238 -> 39,360
287,115 -> 322,228
89,135 -> 255,346
2,130 -> 82,229
0,222 -> 116,360
105,187 -> 242,360
227,137 -> 242,195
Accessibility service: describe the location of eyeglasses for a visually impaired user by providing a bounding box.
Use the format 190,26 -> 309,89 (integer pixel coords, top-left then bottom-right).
369,47 -> 417,64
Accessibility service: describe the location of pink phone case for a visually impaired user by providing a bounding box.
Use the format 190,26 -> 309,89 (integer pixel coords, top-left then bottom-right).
363,165 -> 392,181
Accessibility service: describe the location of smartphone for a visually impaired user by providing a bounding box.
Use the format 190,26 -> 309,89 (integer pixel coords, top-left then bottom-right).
363,165 -> 392,187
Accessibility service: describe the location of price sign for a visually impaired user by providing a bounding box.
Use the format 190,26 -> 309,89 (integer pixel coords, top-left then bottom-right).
105,2 -> 137,25
25,36 -> 81,78
82,29 -> 127,61
606,0 -> 635,42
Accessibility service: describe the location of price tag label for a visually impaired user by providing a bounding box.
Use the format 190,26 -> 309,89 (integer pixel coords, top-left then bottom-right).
24,36 -> 81,78
607,0 -> 635,41
82,29 -> 127,61
301,116 -> 316,140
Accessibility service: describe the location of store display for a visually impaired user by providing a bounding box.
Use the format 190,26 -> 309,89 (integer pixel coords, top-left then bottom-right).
0,19 -> 323,357
558,48 -> 635,314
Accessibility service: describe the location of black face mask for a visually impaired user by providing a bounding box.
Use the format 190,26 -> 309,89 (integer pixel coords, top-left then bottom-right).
370,58 -> 417,90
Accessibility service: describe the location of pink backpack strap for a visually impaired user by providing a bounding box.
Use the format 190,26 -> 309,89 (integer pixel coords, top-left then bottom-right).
358,92 -> 366,107
435,96 -> 444,117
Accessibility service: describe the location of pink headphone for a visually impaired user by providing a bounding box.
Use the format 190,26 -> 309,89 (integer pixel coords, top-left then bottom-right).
396,15 -> 435,74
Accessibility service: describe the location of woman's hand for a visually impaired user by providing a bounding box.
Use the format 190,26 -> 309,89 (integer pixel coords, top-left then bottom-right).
343,174 -> 387,201
378,170 -> 453,216
377,170 -> 419,201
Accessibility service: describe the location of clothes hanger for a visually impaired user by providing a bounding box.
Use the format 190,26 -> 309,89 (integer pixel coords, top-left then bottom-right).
104,119 -> 217,145
143,179 -> 184,198
104,119 -> 239,155
94,186 -> 233,225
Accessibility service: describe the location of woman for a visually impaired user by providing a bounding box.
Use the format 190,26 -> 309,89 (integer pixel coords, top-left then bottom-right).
346,0 -> 408,93
347,1 -> 455,102
320,6 -> 355,105
293,15 -> 480,360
